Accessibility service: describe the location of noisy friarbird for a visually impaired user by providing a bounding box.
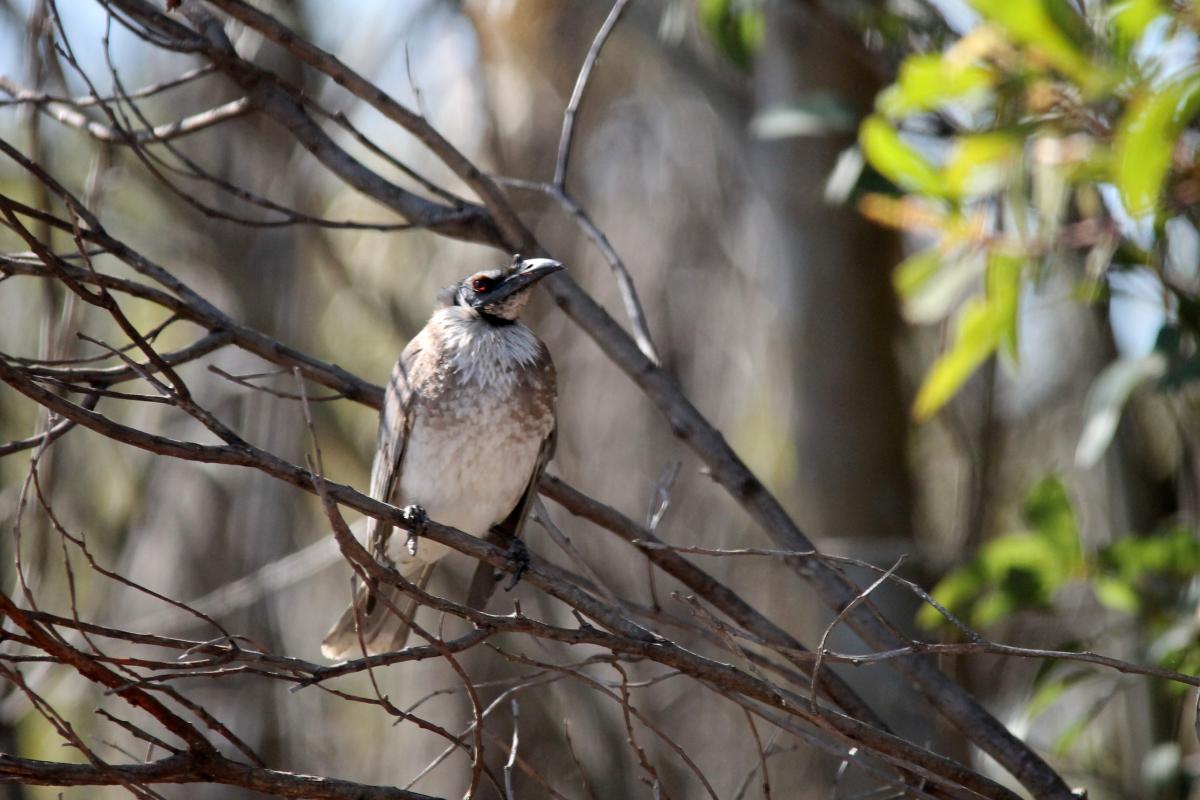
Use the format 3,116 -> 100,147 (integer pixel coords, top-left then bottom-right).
321,257 -> 562,660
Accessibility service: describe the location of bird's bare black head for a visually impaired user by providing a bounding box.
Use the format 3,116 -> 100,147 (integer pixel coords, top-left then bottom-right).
447,256 -> 564,324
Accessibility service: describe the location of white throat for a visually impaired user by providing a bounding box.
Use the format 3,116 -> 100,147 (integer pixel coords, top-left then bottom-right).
435,306 -> 542,387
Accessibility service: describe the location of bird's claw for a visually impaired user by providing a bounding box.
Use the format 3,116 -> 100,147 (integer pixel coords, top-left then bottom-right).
503,538 -> 529,591
402,505 -> 428,557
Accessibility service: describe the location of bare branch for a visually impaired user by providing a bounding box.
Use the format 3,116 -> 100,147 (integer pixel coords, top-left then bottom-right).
0,63 -> 216,107
554,0 -> 633,188
503,699 -> 519,800
498,175 -> 661,364
0,752 -> 442,799
810,557 -> 907,708
0,75 -> 253,144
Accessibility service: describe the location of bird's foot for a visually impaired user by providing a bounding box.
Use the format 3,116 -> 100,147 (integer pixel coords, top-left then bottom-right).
503,538 -> 529,591
402,505 -> 428,557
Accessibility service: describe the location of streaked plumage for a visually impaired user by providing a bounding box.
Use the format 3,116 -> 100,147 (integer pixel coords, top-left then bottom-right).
322,258 -> 562,660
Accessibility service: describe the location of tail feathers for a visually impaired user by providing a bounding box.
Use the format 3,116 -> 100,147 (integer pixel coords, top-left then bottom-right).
321,563 -> 436,661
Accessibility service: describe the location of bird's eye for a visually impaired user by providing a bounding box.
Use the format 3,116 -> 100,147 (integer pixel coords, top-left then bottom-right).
471,276 -> 492,293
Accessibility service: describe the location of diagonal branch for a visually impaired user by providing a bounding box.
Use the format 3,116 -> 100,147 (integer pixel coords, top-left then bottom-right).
539,474 -> 891,730
0,752 -> 442,799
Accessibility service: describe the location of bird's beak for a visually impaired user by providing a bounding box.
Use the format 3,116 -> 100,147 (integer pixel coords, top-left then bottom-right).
486,258 -> 565,302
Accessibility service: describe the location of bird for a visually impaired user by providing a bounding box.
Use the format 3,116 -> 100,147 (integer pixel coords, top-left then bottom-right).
321,256 -> 563,660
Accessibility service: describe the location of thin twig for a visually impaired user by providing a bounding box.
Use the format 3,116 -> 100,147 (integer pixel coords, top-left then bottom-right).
810,557 -> 907,709
554,0 -> 633,188
497,175 -> 661,364
504,699 -> 519,800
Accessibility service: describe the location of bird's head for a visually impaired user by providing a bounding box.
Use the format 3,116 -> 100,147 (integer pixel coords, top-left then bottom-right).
445,256 -> 564,324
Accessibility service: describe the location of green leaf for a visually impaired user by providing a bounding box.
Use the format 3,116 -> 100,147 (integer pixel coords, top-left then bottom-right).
1032,152 -> 1072,242
1024,476 -> 1080,566
898,249 -> 987,325
917,563 -> 986,630
893,249 -> 943,300
698,0 -> 764,68
987,251 -> 1022,359
1144,526 -> 1200,575
1093,575 -> 1141,612
913,254 -> 1022,420
971,0 -> 1093,86
945,133 -> 1021,199
978,533 -> 1063,591
860,116 -> 943,196
973,588 -> 1021,627
1111,0 -> 1165,45
1113,73 -> 1200,216
913,298 -> 998,419
1099,524 -> 1200,589
1074,353 -> 1168,467
877,54 -> 994,118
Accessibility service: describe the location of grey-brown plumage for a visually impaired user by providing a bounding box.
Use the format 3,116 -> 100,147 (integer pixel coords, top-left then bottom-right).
321,257 -> 563,661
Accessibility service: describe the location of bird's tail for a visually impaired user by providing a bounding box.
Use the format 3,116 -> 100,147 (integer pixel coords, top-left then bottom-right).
320,562 -> 437,661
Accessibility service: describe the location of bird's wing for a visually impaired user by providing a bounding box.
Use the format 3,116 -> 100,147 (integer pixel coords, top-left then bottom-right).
464,424 -> 556,611
365,336 -> 423,561
504,424 -> 557,541
322,336 -> 428,661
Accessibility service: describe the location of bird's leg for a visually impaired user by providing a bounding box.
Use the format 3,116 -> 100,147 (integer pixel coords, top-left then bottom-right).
503,538 -> 529,591
401,505 -> 428,557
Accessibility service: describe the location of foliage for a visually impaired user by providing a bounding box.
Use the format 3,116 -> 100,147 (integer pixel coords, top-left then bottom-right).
921,472 -> 1196,784
918,476 -> 1082,629
696,0 -> 763,68
922,473 -> 1200,772
863,3 -> 1200,789
859,0 -> 1200,445
923,474 -> 1199,631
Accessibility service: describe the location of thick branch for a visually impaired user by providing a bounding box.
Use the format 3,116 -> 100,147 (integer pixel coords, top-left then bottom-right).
0,752 -> 440,799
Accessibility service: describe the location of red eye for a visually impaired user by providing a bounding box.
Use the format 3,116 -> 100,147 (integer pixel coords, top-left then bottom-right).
471,277 -> 492,293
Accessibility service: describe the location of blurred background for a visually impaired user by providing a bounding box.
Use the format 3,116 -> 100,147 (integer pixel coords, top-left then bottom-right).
0,0 -> 1197,798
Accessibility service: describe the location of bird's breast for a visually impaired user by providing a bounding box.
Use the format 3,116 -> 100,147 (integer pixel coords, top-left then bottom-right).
395,358 -> 555,555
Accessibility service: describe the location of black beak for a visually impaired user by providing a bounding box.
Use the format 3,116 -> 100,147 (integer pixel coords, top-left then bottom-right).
483,258 -> 564,303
